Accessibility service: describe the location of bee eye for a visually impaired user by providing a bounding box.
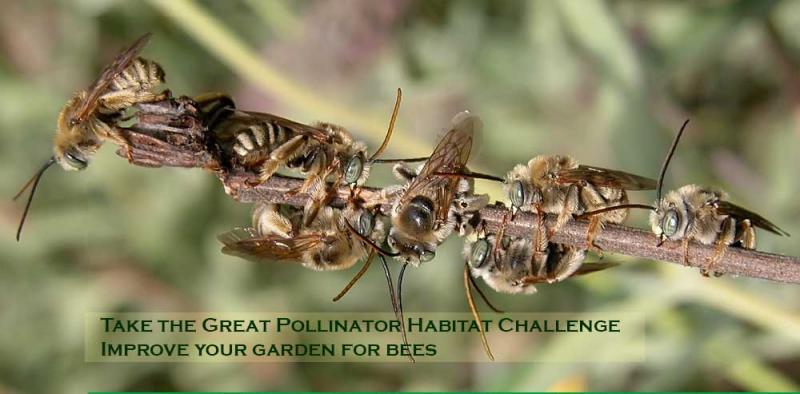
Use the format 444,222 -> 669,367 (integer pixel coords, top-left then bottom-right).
662,209 -> 680,237
357,212 -> 374,235
510,180 -> 525,208
420,249 -> 435,262
344,155 -> 364,184
64,151 -> 87,170
469,239 -> 490,268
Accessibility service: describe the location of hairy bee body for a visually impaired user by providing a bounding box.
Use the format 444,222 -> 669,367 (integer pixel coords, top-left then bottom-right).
382,113 -> 489,266
649,184 -> 788,274
99,58 -> 165,113
506,155 -> 629,226
208,107 -> 373,224
505,154 -> 655,249
53,34 -> 166,171
385,164 -> 487,265
219,202 -> 385,272
464,218 -> 591,295
643,121 -> 789,275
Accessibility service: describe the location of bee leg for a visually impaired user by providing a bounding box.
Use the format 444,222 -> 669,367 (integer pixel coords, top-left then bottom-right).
534,203 -> 546,247
259,135 -> 306,183
493,212 -> 510,262
737,219 -> 756,249
300,176 -> 328,227
549,184 -> 579,239
703,218 -> 735,277
585,216 -> 605,258
682,237 -> 691,266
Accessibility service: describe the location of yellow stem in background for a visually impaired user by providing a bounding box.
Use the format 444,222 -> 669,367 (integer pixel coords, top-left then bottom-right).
146,0 -> 504,198
243,0 -> 300,38
688,276 -> 800,342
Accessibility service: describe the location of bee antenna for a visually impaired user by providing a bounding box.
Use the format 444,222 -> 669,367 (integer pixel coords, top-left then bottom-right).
433,171 -> 505,183
14,157 -> 56,241
372,157 -> 429,164
468,273 -> 504,313
575,204 -> 656,220
380,255 -> 415,363
464,263 -> 494,361
368,88 -> 402,163
344,220 -> 400,257
657,119 -> 690,203
332,249 -> 375,302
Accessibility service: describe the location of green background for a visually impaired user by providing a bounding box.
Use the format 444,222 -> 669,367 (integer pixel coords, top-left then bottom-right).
1,0 -> 799,392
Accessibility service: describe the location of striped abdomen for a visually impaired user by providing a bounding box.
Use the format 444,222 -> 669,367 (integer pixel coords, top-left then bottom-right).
111,57 -> 165,92
232,120 -> 300,164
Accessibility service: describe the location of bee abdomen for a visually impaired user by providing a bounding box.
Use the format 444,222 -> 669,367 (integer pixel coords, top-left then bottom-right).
233,121 -> 294,158
112,58 -> 165,91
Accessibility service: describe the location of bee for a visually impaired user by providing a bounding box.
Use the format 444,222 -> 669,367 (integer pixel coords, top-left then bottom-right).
379,111 -> 490,266
13,32 -> 167,240
464,212 -> 615,294
648,120 -> 789,275
217,201 -> 385,272
504,153 -> 656,252
218,200 -> 418,361
582,120 -> 790,275
462,208 -> 616,360
202,89 -> 411,226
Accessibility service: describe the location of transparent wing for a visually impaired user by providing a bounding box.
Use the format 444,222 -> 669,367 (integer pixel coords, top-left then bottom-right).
399,113 -> 477,220
237,111 -> 335,144
716,201 -> 790,236
557,165 -> 656,190
217,227 -> 326,263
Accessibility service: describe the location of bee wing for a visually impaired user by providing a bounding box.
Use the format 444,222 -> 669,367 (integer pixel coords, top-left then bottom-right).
556,165 -> 657,190
521,262 -> 618,285
217,227 -> 327,263
715,201 -> 790,236
72,33 -> 153,124
571,262 -> 619,276
399,113 -> 476,220
238,111 -> 333,143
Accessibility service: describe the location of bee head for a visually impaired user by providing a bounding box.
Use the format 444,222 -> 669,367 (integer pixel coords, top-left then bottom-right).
343,152 -> 368,186
54,147 -> 89,171
55,93 -> 99,171
650,191 -> 689,244
467,238 -> 492,270
355,210 -> 375,236
508,179 -> 540,210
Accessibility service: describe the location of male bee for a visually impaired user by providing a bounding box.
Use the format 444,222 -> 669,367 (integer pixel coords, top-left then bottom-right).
14,32 -> 167,240
649,120 -> 789,275
462,209 -> 616,360
217,201 -> 385,272
203,89 -> 409,225
464,216 -> 615,294
218,201 -> 418,360
379,111 -> 490,266
582,120 -> 790,275
504,153 -> 656,251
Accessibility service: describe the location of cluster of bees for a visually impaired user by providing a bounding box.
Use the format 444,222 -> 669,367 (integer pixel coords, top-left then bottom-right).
14,34 -> 790,361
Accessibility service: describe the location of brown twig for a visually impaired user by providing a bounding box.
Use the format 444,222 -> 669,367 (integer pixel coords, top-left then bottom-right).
114,98 -> 800,285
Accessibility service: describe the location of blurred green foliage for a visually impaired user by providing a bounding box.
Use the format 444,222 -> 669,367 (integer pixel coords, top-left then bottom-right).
1,0 -> 799,392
